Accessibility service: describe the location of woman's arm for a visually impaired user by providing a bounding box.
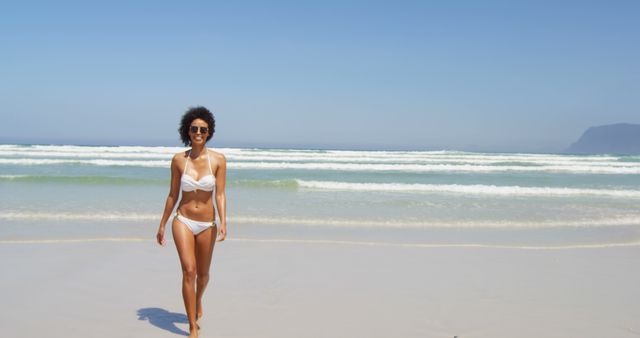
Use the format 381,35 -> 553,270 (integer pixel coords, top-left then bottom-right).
214,153 -> 227,241
157,155 -> 181,246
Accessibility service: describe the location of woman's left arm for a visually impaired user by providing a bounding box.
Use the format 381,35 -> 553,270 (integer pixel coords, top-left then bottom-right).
215,153 -> 227,241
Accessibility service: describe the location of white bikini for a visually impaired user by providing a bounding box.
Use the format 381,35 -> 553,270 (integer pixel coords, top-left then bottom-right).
174,149 -> 216,235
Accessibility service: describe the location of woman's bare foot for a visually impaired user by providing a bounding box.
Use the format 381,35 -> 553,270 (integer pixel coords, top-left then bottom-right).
188,325 -> 199,338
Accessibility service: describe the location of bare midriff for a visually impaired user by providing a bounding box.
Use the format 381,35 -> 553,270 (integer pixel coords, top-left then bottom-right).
177,190 -> 216,223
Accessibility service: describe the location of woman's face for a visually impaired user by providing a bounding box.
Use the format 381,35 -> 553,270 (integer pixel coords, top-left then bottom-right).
189,118 -> 210,146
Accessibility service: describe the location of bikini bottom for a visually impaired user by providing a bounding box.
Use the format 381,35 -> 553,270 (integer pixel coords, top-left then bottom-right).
174,212 -> 215,235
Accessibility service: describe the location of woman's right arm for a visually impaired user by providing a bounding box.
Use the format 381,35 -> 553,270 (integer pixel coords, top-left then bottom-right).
157,155 -> 181,246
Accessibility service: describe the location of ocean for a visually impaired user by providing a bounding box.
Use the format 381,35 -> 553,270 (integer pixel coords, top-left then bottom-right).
1,144 -> 639,248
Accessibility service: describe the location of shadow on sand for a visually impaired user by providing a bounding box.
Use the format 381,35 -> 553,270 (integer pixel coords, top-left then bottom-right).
137,307 -> 189,336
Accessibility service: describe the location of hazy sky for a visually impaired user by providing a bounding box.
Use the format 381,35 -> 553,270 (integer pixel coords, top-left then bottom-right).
1,1 -> 639,152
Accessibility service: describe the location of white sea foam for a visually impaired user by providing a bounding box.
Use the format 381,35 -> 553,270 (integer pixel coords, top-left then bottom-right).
0,238 -> 153,244
295,180 -> 640,197
223,155 -> 636,167
222,150 -> 623,165
2,145 -> 637,174
28,145 -> 181,154
0,212 -> 159,221
0,144 -> 633,164
209,148 -> 623,164
3,175 -> 635,198
0,150 -> 172,159
227,238 -> 640,250
0,175 -> 27,179
0,236 -> 638,250
3,151 -> 635,171
231,161 -> 640,174
0,144 -> 625,161
1,157 -> 638,174
230,216 -> 640,228
2,212 -> 639,229
0,158 -> 170,167
1,144 -> 233,154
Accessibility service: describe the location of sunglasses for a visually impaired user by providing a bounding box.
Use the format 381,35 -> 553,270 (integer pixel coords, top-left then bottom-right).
190,126 -> 209,134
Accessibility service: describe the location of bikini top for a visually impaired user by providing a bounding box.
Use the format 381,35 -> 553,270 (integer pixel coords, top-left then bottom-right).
180,149 -> 215,192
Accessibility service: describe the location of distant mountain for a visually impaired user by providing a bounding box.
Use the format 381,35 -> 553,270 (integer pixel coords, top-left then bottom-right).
565,123 -> 640,155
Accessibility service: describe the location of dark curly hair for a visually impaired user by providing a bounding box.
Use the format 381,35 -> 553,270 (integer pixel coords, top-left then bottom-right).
178,106 -> 216,146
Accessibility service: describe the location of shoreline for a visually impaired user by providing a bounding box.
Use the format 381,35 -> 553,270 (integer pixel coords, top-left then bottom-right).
2,236 -> 640,250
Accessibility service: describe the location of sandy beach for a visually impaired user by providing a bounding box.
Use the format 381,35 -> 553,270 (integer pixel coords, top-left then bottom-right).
3,0 -> 640,335
1,232 -> 639,338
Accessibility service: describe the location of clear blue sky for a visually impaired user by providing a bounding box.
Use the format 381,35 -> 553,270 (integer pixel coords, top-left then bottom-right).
1,1 -> 638,152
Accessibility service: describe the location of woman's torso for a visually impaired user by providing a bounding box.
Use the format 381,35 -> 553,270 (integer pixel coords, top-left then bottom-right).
177,149 -> 218,222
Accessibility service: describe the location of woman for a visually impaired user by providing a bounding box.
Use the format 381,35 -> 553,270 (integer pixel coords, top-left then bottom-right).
156,106 -> 227,338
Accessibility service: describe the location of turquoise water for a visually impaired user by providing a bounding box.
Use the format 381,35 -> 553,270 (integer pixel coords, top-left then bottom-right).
1,144 -> 639,247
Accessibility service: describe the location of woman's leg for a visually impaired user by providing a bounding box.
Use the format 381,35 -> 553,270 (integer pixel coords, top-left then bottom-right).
172,218 -> 199,336
194,225 -> 217,320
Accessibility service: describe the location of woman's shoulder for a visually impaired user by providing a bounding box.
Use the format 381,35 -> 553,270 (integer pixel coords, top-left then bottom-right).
171,150 -> 189,163
207,149 -> 227,162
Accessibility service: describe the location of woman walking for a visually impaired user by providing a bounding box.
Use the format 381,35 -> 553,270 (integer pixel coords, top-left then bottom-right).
156,106 -> 227,338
